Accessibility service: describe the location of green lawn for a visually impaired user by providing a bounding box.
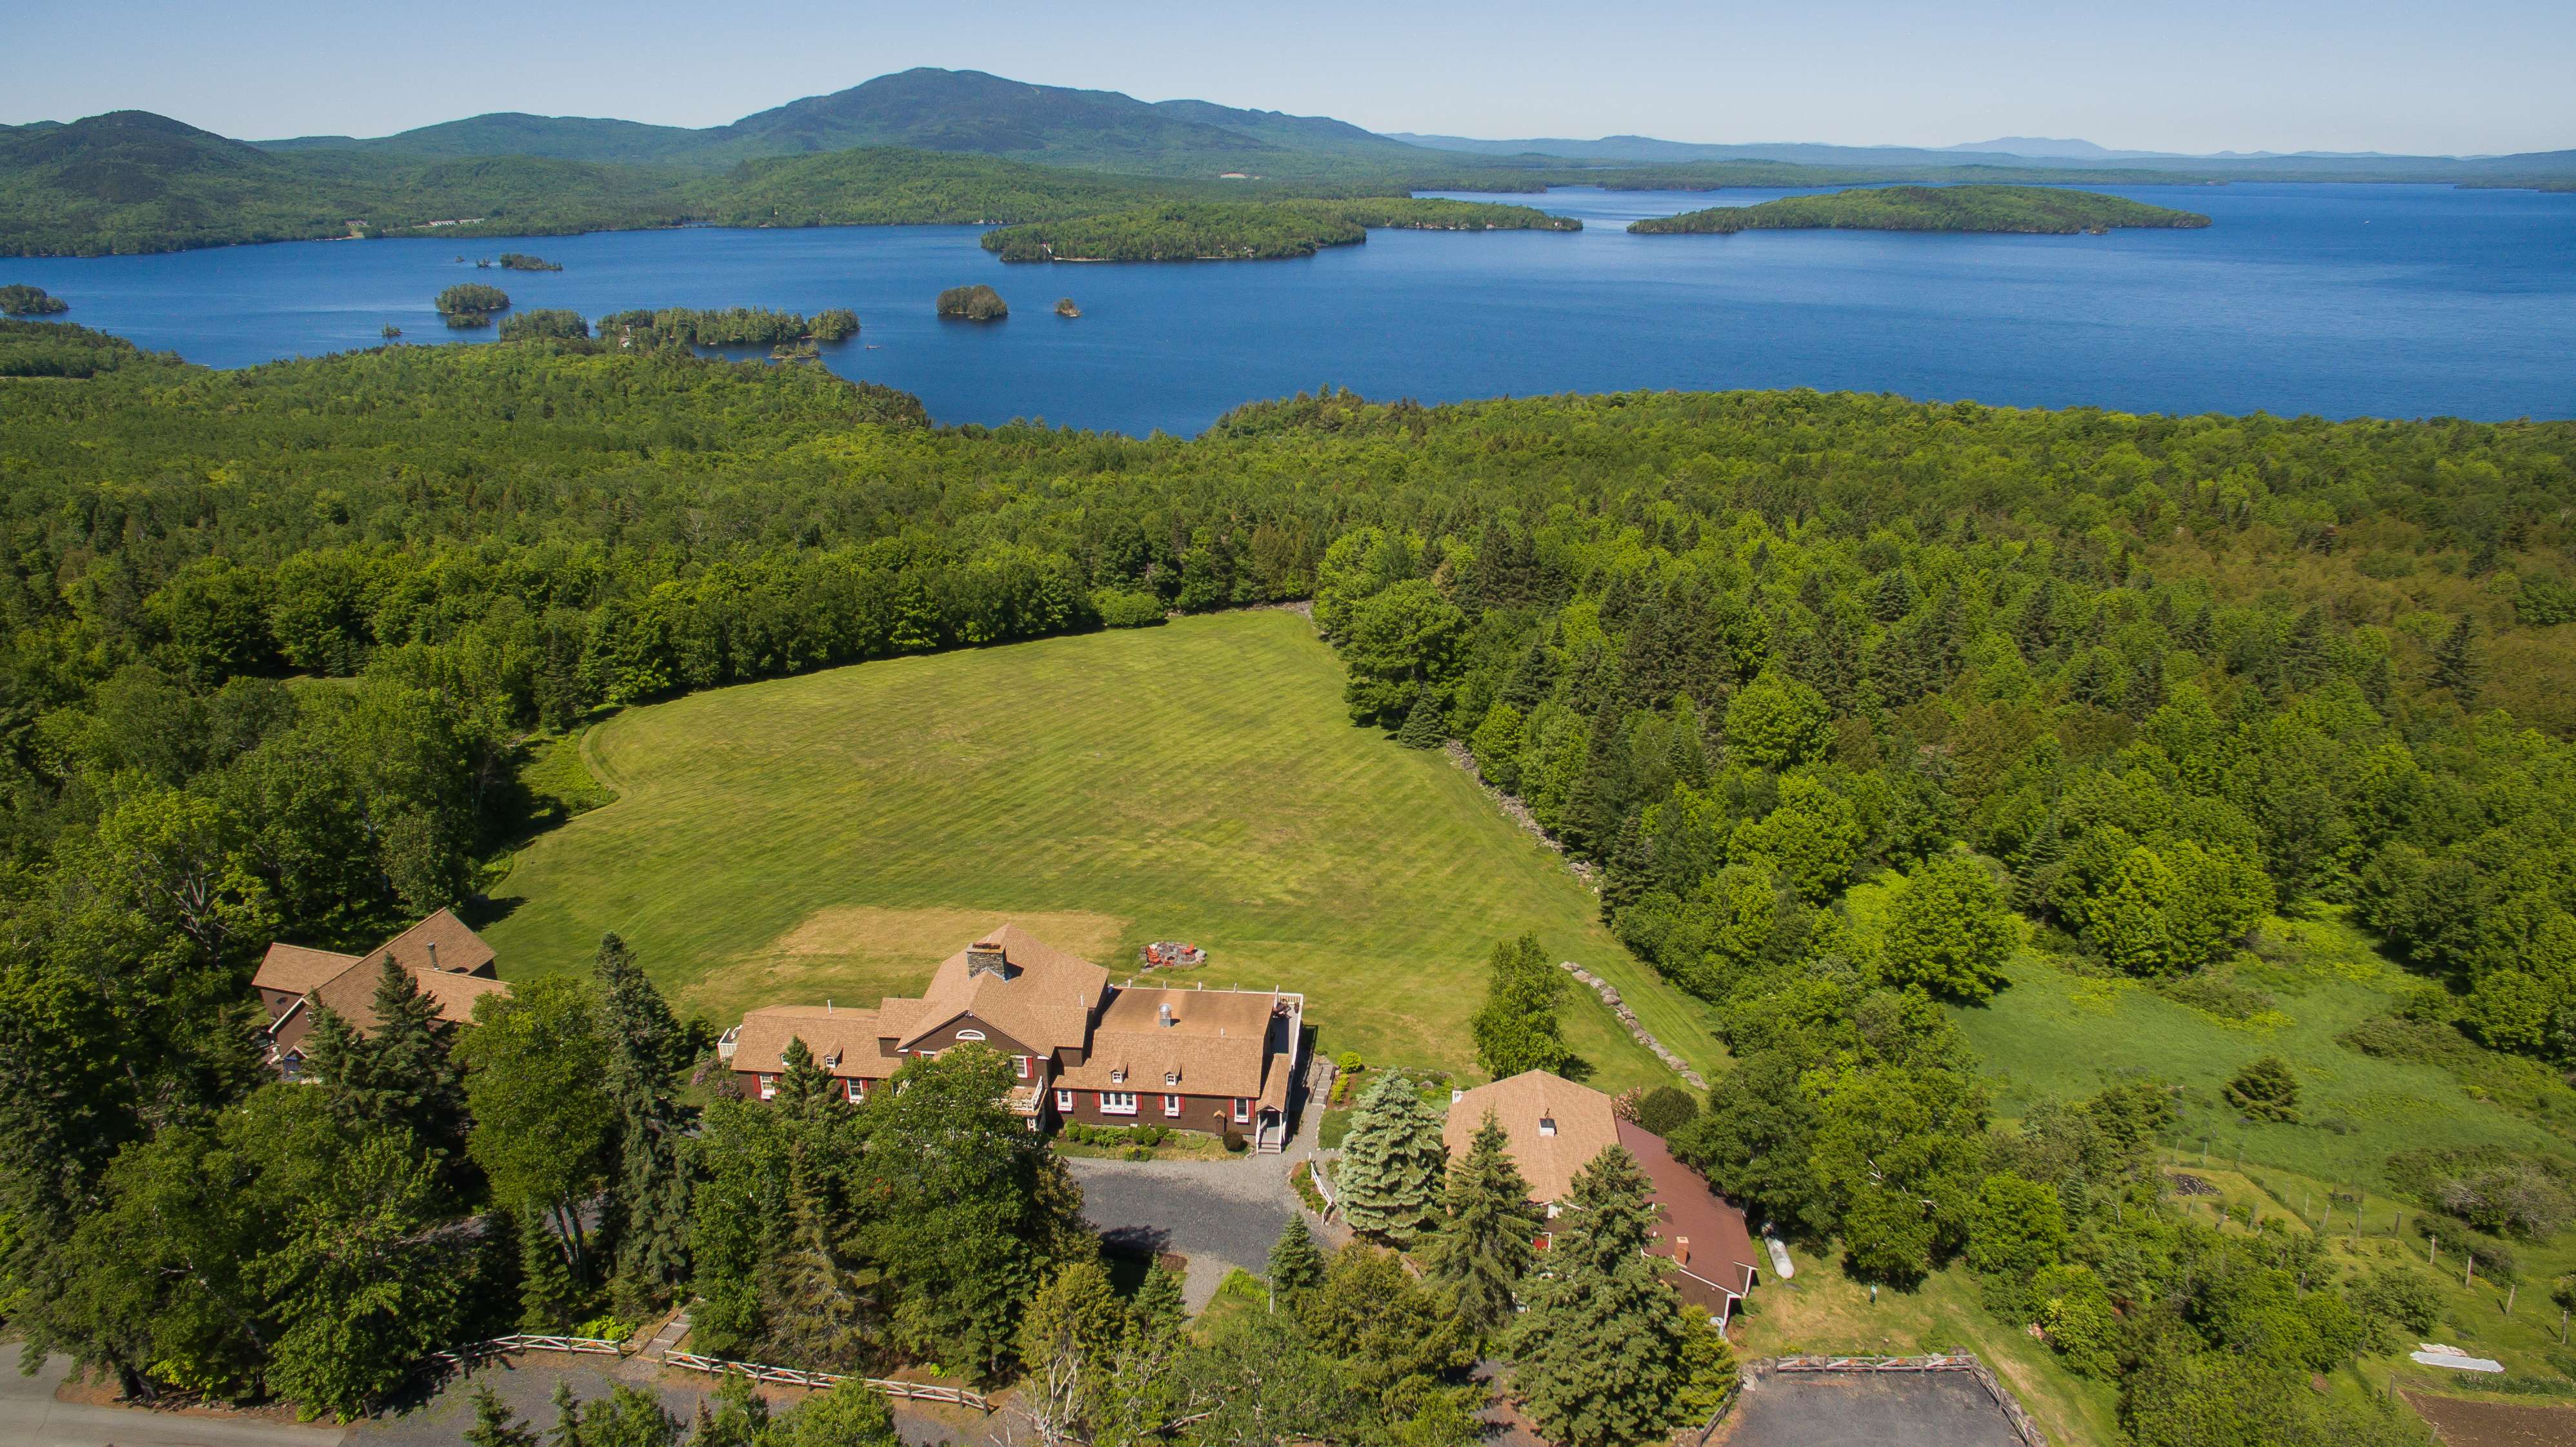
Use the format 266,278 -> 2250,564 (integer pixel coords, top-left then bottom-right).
480,611 -> 1725,1093
1936,903 -> 2569,1193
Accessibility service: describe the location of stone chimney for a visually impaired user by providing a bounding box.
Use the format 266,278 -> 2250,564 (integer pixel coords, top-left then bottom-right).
967,940 -> 1008,978
427,941 -> 439,971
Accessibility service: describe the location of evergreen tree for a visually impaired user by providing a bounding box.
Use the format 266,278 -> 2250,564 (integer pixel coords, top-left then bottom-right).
1131,1261 -> 1187,1340
773,1037 -> 838,1118
1266,1215 -> 1326,1308
312,958 -> 468,1164
518,1211 -> 581,1332
1560,716 -> 1634,857
1394,691 -> 1447,749
758,1162 -> 871,1370
2435,616 -> 2481,707
1420,1111 -> 1540,1335
468,1382 -> 540,1447
547,1380 -> 583,1447
1502,634 -> 1556,709
594,933 -> 695,1311
1334,1072 -> 1449,1244
1469,934 -> 1580,1080
1509,1147 -> 1698,1447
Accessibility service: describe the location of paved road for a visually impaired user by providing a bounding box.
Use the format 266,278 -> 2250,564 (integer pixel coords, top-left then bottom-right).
0,1344 -> 347,1447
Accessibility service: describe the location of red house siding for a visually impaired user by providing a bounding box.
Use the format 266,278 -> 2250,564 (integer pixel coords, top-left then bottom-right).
1056,1088 -> 1249,1135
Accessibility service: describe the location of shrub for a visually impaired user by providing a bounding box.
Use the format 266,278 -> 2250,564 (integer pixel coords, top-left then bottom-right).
2350,1267 -> 2440,1335
1223,1128 -> 1247,1153
2223,1056 -> 2300,1122
1091,589 -> 1166,629
1630,1085 -> 1700,1137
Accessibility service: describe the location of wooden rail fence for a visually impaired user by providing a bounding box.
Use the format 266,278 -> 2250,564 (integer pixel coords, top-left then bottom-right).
661,1351 -> 991,1412
434,1333 -> 627,1364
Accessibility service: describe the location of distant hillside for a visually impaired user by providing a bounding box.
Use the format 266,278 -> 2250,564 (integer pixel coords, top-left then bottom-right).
257,68 -> 1440,176
1629,185 -> 2213,236
1390,129 -> 2576,184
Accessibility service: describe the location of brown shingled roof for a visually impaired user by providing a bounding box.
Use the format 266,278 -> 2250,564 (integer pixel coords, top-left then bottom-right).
731,1005 -> 901,1079
354,907 -> 496,978
254,942 -> 362,998
903,924 -> 1109,1055
1054,986 -> 1280,1098
301,955 -> 510,1035
1444,1070 -> 1624,1204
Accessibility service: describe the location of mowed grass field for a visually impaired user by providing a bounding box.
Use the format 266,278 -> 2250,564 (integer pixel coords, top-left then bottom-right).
481,611 -> 1726,1093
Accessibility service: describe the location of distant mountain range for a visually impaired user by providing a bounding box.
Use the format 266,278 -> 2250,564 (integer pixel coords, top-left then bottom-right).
1384,130 -> 2575,179
6,69 -> 2571,257
259,68 -> 1432,177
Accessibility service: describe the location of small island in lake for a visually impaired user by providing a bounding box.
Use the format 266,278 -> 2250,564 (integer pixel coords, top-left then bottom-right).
592,307 -> 860,347
1627,185 -> 2212,236
982,197 -> 1580,263
498,252 -> 564,272
1056,298 -> 1081,318
938,285 -> 1009,320
434,282 -> 510,327
0,284 -> 69,317
498,309 -> 590,341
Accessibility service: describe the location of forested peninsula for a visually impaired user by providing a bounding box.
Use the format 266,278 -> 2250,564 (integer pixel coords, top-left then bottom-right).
1629,185 -> 2213,236
980,197 -> 1580,262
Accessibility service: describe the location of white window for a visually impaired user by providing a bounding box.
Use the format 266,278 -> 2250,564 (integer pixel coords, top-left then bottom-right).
1056,1088 -> 1074,1111
956,1029 -> 986,1042
758,1074 -> 777,1100
1163,1094 -> 1182,1117
1101,1091 -> 1138,1116
846,1079 -> 865,1103
1233,1097 -> 1251,1124
1016,1055 -> 1032,1079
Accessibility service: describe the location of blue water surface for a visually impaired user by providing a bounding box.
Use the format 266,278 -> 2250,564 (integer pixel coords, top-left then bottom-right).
6,183 -> 2571,433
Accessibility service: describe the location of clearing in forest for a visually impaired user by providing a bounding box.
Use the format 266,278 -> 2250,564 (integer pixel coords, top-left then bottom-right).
481,611 -> 1724,1091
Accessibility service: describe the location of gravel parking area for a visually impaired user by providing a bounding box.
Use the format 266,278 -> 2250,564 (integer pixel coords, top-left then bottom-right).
1716,1370 -> 2026,1447
1063,1153 -> 1302,1311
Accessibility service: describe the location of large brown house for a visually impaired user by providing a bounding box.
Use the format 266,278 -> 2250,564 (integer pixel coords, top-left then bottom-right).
721,925 -> 1306,1151
253,909 -> 510,1078
1445,1069 -> 1761,1327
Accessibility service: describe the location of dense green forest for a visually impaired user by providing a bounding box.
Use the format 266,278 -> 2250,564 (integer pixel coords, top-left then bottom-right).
1629,185 -> 2215,235
981,197 -> 1580,261
3,332 -> 2575,1441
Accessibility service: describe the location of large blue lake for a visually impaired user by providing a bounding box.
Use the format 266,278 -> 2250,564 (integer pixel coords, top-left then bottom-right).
8,183 -> 2572,434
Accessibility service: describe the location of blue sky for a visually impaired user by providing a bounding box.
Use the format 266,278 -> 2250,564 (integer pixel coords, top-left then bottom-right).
12,0 -> 2572,156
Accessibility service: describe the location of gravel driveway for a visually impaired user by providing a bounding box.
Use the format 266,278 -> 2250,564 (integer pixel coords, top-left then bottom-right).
1063,1151 -> 1305,1310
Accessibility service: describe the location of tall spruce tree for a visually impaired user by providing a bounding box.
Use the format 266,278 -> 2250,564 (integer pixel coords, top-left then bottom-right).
1469,935 -> 1579,1080
758,1160 -> 871,1370
309,959 -> 468,1164
594,933 -> 695,1311
1394,692 -> 1447,749
2435,616 -> 2482,707
1266,1215 -> 1326,1308
774,1037 -> 838,1118
1334,1072 -> 1449,1244
1420,1111 -> 1540,1335
1510,1146 -> 1700,1447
